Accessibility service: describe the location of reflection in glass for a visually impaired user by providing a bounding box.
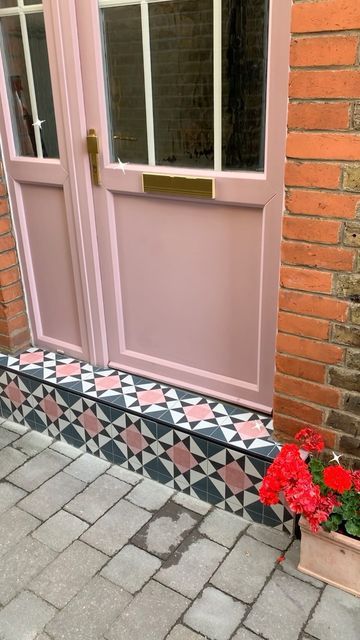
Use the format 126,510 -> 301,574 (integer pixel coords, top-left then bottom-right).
101,4 -> 148,164
0,2 -> 18,8
0,11 -> 58,157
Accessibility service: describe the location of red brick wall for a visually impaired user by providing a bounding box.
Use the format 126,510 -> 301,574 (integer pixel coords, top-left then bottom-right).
274,0 -> 360,466
0,159 -> 31,353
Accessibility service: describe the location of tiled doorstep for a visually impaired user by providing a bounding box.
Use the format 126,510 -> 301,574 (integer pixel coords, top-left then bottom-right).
0,351 -> 294,534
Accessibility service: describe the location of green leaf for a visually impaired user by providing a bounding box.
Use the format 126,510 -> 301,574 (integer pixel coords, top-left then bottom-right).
345,519 -> 360,538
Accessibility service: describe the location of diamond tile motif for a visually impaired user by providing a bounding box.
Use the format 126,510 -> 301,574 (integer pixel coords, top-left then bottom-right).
0,346 -> 294,533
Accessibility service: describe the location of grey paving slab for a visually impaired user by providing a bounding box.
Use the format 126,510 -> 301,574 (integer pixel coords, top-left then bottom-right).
101,543 -> 161,593
245,570 -> 320,640
66,473 -> 131,523
18,470 -> 86,520
107,465 -> 142,485
7,449 -> 70,491
105,580 -> 189,640
0,481 -> 26,514
306,585 -> 360,640
0,591 -> 55,640
0,536 -> 57,605
132,501 -> 201,560
246,523 -> 291,551
30,540 -> 108,608
50,439 -> 83,458
184,586 -> 246,640
199,509 -> 248,548
233,629 -> 262,640
126,477 -> 175,511
45,576 -> 132,640
172,492 -> 212,515
280,540 -> 324,588
0,506 -> 40,558
64,453 -> 110,483
156,533 -> 227,598
35,634 -> 52,640
166,625 -> 206,640
81,499 -> 152,556
32,509 -> 89,551
0,446 -> 27,479
0,428 -> 19,449
12,431 -> 52,457
211,535 -> 279,604
1,420 -> 29,435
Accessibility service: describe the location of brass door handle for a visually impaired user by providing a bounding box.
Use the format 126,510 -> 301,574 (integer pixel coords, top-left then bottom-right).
86,129 -> 101,186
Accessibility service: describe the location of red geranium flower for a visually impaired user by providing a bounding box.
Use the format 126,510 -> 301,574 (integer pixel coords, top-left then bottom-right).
352,470 -> 360,493
295,428 -> 324,452
323,465 -> 352,494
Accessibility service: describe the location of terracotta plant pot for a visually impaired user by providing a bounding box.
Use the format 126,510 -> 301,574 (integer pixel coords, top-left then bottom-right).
298,517 -> 360,597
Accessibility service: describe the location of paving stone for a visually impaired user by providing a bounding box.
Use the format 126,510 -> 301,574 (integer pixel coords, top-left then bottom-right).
199,509 -> 248,547
107,465 -> 142,485
50,439 -> 83,458
0,591 -> 55,640
30,540 -> 108,608
7,449 -> 70,491
105,580 -> 189,640
156,533 -> 227,598
35,634 -> 52,640
211,535 -> 279,604
64,453 -> 110,483
166,625 -> 206,640
101,544 -> 161,593
66,473 -> 131,523
172,492 -> 212,515
1,420 -> 29,435
81,499 -> 152,556
126,477 -> 175,511
132,501 -> 201,560
0,446 -> 27,480
0,481 -> 26,514
233,629 -> 262,640
0,506 -> 40,558
12,431 -> 52,457
32,510 -> 89,551
0,536 -> 57,605
18,470 -> 86,520
306,585 -> 360,640
45,576 -> 132,640
246,523 -> 291,551
0,428 -> 19,449
280,540 -> 324,588
184,586 -> 246,640
245,570 -> 320,640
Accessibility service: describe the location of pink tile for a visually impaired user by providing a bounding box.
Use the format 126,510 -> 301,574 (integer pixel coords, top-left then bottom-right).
19,352 -> 44,365
184,403 -> 215,422
218,461 -> 253,494
137,389 -> 165,406
78,408 -> 103,436
4,381 -> 25,407
234,420 -> 269,440
166,441 -> 197,473
95,375 -> 122,391
121,424 -> 147,454
56,363 -> 81,377
39,395 -> 63,421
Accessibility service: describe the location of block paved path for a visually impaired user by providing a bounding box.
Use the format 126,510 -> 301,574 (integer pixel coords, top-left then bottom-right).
0,419 -> 358,640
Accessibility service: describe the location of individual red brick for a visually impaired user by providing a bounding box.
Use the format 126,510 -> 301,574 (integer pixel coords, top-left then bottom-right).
282,216 -> 341,244
277,311 -> 330,340
0,184 -> 6,197
0,217 -> 11,236
281,241 -> 354,271
273,413 -> 337,449
0,200 -> 8,215
279,290 -> 348,322
0,313 -> 28,334
0,235 -> 15,253
0,266 -> 20,287
275,373 -> 341,409
285,162 -> 341,189
0,250 -> 17,270
287,103 -> 350,131
289,70 -> 360,99
292,0 -> 360,34
0,298 -> 26,320
291,35 -> 358,67
287,133 -> 360,161
273,394 -> 324,425
286,189 -> 358,218
280,265 -> 332,294
276,353 -> 326,383
276,333 -> 344,364
0,282 -> 23,304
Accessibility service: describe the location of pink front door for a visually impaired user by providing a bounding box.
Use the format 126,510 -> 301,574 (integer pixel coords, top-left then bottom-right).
0,0 -> 291,412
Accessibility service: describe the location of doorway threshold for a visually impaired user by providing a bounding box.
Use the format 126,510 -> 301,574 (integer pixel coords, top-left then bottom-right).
0,347 -> 294,534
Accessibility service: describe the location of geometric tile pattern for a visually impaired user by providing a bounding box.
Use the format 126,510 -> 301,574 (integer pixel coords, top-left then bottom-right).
0,347 -> 294,533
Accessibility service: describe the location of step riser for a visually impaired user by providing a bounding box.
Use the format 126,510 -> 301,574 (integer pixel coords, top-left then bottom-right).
0,365 -> 294,535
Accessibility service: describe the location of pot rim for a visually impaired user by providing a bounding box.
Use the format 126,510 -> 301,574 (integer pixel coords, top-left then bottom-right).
299,516 -> 360,550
